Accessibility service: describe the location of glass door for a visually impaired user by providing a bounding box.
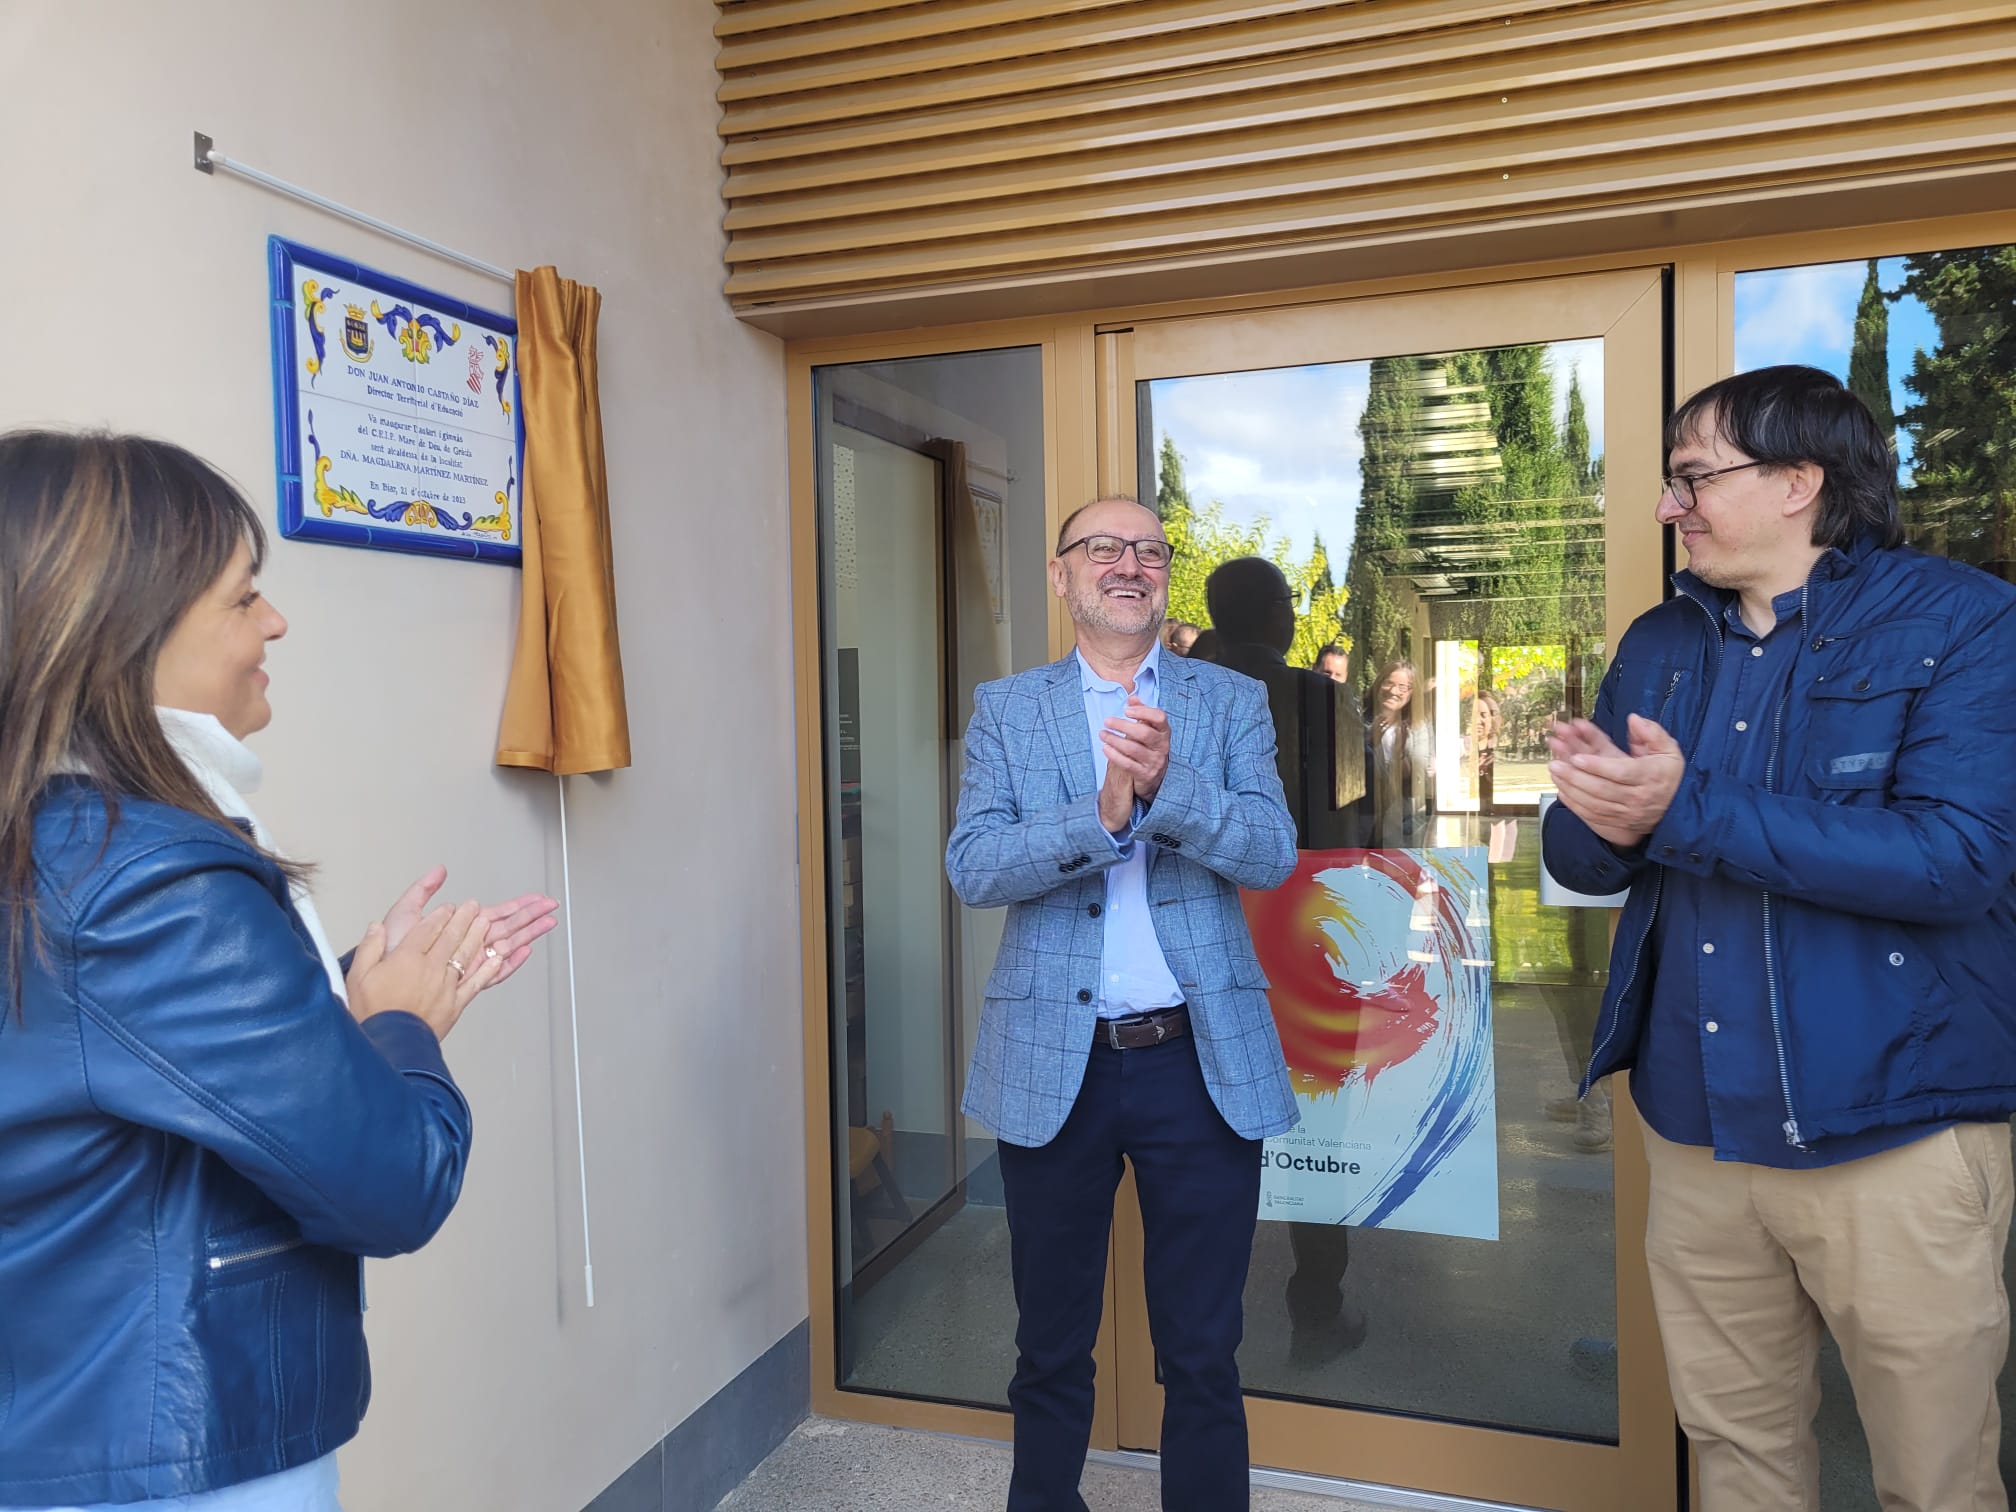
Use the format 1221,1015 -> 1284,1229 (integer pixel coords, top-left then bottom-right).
812,347 -> 1056,1404
1098,269 -> 1675,1511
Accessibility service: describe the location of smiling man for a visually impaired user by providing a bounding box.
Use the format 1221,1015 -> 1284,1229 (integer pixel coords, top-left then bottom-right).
946,495 -> 1297,1512
1542,366 -> 2016,1511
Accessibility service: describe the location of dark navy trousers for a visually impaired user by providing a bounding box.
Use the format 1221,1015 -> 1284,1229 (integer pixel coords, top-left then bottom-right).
996,1034 -> 1263,1511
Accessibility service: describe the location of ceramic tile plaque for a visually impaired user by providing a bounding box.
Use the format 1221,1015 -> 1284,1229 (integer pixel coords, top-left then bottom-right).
269,237 -> 522,564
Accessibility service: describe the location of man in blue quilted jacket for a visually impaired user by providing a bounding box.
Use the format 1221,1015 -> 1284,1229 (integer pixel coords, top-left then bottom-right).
1543,365 -> 2016,1512
946,494 -> 1296,1512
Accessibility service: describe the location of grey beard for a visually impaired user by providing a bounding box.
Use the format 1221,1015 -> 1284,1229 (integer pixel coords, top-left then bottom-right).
1070,573 -> 1162,631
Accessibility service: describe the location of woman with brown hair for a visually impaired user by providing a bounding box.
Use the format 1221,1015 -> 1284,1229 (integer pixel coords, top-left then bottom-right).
0,431 -> 554,1511
1363,656 -> 1434,846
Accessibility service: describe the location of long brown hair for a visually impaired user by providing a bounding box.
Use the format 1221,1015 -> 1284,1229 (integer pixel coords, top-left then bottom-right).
0,430 -> 295,1007
1364,656 -> 1418,735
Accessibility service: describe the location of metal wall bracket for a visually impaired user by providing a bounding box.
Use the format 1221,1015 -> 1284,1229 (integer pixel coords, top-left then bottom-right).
193,131 -> 214,173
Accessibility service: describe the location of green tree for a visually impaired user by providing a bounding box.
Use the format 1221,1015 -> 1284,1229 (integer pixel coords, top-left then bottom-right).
1155,433 -> 1189,518
1344,354 -> 1428,684
1848,257 -> 1897,449
1563,372 -> 1595,492
1443,346 -> 1596,655
1288,534 -> 1351,669
1896,245 -> 2016,576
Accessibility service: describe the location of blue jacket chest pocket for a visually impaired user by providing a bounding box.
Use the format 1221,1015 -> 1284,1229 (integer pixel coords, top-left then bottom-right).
1804,618 -> 1944,790
1605,660 -> 1697,746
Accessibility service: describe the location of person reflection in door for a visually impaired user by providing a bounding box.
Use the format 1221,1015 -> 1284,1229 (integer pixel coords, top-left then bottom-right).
1204,558 -> 1371,1365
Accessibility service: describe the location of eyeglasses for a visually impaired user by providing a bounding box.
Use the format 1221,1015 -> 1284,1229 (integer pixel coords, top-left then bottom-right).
1662,460 -> 1768,511
1058,533 -> 1175,569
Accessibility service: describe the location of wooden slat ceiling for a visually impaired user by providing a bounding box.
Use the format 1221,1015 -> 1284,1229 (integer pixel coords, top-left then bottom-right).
714,0 -> 2016,314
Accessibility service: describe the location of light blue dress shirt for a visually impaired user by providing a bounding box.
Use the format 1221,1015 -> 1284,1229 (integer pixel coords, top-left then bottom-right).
4,1456 -> 340,1512
1077,644 -> 1185,1020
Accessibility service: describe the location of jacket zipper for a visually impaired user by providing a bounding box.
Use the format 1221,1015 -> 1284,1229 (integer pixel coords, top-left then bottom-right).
1579,660 -> 1692,1094
1762,583 -> 1811,1149
208,1237 -> 304,1272
1584,867 -> 1665,1096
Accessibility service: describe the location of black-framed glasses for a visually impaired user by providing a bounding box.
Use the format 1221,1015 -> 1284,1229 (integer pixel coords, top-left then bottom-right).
1662,460 -> 1769,511
1059,533 -> 1175,569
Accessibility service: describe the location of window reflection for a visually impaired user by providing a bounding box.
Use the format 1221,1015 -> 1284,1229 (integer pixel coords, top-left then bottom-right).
1735,240 -> 2016,1505
1736,244 -> 2016,584
1144,341 -> 1620,1442
818,347 -> 1047,1405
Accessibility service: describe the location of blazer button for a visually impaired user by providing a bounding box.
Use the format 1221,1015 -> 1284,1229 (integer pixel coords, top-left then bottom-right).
1077,988 -> 1092,1003
1088,903 -> 1102,918
1854,676 -> 1871,693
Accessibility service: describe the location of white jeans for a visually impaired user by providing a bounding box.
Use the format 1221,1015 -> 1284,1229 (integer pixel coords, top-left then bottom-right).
3,1454 -> 339,1512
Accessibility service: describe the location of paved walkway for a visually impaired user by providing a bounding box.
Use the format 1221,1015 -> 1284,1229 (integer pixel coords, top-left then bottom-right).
716,1419 -> 1433,1511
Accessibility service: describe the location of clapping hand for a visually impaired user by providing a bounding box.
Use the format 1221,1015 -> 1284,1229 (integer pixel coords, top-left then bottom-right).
381,865 -> 559,990
1547,715 -> 1686,849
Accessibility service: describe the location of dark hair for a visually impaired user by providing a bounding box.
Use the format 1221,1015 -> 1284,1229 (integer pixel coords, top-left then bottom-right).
1665,365 -> 1901,550
1313,642 -> 1347,666
0,430 -> 292,1009
1055,494 -> 1151,555
1204,556 -> 1292,645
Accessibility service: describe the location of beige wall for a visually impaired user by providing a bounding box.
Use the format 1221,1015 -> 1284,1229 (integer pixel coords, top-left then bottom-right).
0,3 -> 804,1508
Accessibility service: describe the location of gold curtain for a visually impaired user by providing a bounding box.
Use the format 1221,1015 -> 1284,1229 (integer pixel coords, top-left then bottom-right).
495,267 -> 632,775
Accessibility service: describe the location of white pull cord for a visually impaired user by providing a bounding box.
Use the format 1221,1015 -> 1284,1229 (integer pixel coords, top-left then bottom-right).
557,772 -> 595,1307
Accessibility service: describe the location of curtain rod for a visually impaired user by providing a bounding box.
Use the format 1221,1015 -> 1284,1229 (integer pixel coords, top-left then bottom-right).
193,131 -> 514,287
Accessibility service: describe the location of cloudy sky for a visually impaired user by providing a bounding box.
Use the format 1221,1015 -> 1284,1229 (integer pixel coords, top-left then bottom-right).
1146,339 -> 1603,565
1146,256 -> 1944,570
1733,255 -> 1937,479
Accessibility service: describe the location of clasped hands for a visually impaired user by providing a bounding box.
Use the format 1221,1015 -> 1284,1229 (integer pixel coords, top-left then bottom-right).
1099,696 -> 1170,834
1546,713 -> 1687,850
345,864 -> 560,1040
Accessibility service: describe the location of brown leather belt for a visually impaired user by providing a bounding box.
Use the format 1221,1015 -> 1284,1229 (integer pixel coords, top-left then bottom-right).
1098,1004 -> 1190,1050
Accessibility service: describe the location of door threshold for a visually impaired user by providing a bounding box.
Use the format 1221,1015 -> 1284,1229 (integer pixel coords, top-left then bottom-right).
1088,1448 -> 1546,1511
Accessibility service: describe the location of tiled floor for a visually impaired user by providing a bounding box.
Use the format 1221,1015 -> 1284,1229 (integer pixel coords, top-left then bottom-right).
716,1419 -> 1401,1511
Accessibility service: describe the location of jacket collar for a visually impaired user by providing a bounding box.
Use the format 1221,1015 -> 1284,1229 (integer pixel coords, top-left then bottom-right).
1672,533 -> 1882,632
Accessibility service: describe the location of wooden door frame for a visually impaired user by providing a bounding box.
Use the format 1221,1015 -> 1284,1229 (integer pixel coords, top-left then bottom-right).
1103,265 -> 1671,1512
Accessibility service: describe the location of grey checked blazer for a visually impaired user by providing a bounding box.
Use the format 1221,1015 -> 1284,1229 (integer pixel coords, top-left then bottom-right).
945,650 -> 1300,1148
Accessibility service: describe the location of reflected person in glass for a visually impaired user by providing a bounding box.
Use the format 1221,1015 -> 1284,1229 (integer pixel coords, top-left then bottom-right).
946,498 -> 1298,1512
1543,365 -> 2016,1512
1362,658 -> 1433,847
1206,558 -> 1370,1366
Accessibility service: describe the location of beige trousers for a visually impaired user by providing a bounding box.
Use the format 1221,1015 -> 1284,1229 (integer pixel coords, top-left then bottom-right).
1641,1120 -> 2013,1512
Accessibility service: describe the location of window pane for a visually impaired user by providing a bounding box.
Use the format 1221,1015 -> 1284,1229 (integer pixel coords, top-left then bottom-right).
1735,242 -> 2016,1506
1736,246 -> 2016,584
816,347 -> 1046,1406
1143,340 -> 1619,1442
